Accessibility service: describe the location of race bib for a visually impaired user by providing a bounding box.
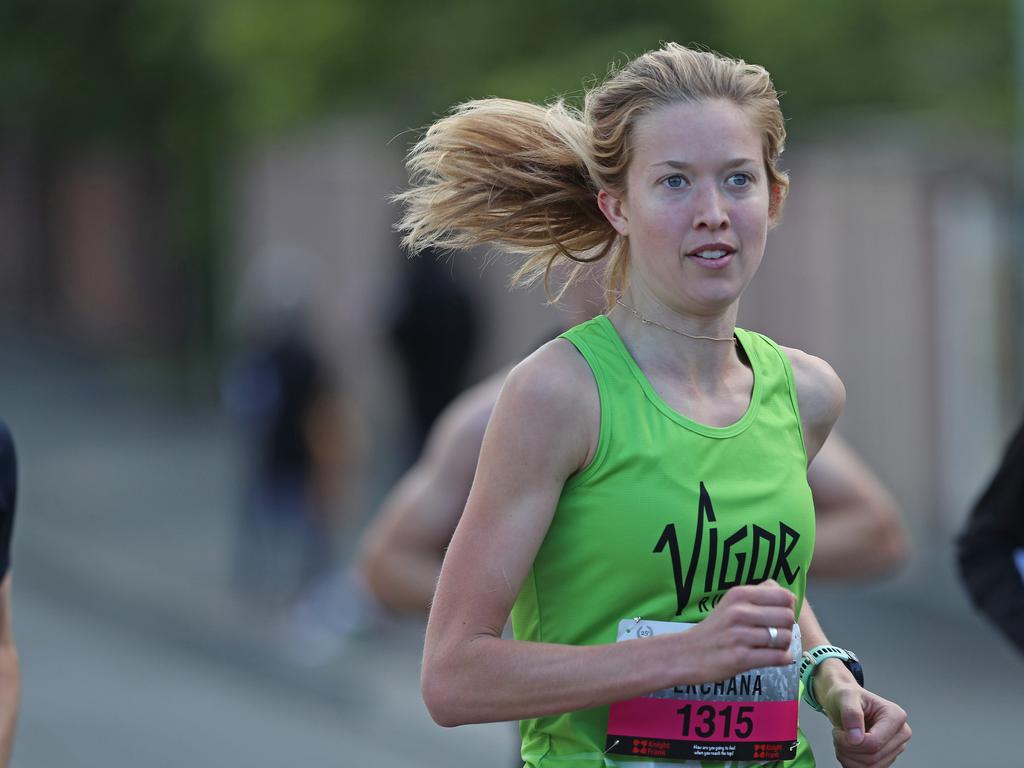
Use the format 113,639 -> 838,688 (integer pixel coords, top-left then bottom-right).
605,618 -> 801,763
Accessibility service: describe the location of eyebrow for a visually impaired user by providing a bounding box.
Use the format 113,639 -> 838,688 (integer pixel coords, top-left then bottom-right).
649,158 -> 760,171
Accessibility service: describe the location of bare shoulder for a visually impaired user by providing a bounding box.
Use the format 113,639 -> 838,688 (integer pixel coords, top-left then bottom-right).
502,338 -> 597,421
492,338 -> 599,476
779,346 -> 846,461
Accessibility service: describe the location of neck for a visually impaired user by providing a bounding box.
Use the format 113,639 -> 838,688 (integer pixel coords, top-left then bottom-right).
609,286 -> 743,388
614,299 -> 736,343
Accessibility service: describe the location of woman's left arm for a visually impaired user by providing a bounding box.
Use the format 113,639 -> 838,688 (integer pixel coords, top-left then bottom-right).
799,603 -> 911,768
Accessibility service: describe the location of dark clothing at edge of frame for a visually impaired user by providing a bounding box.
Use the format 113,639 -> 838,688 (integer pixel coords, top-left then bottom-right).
957,416 -> 1024,654
0,422 -> 15,579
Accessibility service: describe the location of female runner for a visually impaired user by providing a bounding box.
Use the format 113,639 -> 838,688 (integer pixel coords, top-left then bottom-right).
398,42 -> 910,768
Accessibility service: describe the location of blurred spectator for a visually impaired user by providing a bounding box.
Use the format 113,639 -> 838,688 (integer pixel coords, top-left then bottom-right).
388,249 -> 479,453
957,415 -> 1024,654
0,422 -> 20,765
224,326 -> 352,610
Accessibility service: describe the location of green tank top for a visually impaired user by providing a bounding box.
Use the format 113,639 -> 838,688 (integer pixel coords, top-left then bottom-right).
511,315 -> 817,768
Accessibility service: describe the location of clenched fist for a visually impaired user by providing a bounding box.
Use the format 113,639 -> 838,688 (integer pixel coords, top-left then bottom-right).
673,580 -> 797,686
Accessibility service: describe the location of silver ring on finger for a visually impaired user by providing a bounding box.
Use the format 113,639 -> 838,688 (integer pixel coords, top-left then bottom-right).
766,626 -> 779,648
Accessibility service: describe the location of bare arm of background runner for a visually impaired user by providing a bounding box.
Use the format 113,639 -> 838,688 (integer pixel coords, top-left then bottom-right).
358,373 -> 504,614
808,431 -> 908,580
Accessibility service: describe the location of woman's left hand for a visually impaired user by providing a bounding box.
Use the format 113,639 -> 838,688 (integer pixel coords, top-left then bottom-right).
821,683 -> 911,768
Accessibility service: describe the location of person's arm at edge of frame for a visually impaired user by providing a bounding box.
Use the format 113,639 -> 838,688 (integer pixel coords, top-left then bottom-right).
0,422 -> 16,767
956,418 -> 1024,653
0,574 -> 18,768
808,431 -> 909,581
421,341 -> 798,727
785,347 -> 911,766
357,377 -> 502,615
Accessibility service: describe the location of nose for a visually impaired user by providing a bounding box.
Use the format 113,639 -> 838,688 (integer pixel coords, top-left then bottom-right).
692,184 -> 730,231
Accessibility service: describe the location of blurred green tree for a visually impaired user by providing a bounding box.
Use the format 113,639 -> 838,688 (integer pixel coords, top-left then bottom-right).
196,0 -> 1011,135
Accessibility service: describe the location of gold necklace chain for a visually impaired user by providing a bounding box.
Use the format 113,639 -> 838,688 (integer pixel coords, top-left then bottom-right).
614,299 -> 736,343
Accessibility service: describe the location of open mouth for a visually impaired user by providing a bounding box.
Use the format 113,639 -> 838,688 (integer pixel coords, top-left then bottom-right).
693,249 -> 728,261
685,244 -> 736,267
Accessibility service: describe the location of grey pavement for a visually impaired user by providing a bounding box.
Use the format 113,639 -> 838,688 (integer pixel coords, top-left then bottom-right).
1,337 -> 1021,767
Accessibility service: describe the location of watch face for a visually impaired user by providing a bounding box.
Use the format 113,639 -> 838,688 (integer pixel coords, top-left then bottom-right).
845,658 -> 865,687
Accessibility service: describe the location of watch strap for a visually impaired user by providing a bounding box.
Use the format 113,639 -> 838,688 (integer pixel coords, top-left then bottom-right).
799,645 -> 862,712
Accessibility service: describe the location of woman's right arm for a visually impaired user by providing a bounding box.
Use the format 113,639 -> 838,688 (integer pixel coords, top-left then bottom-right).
421,342 -> 797,727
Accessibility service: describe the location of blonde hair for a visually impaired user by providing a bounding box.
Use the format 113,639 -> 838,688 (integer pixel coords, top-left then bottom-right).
395,42 -> 789,306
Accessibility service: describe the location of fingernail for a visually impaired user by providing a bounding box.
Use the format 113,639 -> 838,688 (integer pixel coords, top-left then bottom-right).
849,728 -> 864,744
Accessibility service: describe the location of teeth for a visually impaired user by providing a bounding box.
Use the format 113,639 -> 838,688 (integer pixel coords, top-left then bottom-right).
697,250 -> 727,260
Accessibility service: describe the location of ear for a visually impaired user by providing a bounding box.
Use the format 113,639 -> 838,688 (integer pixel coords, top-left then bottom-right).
768,183 -> 785,225
597,189 -> 629,237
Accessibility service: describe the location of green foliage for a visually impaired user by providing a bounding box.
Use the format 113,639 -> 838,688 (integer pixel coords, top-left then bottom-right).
0,0 -> 225,146
4,0 -> 1005,143
699,0 -> 1013,130
199,0 -> 367,132
0,0 -> 1010,143
194,0 -> 1013,136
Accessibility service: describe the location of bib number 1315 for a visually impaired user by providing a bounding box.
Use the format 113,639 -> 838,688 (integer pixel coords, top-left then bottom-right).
605,617 -> 801,762
677,703 -> 754,739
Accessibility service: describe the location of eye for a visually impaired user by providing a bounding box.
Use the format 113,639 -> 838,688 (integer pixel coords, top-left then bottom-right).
726,172 -> 754,188
662,174 -> 686,189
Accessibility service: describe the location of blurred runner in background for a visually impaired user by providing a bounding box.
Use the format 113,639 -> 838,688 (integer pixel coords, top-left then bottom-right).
224,325 -> 353,611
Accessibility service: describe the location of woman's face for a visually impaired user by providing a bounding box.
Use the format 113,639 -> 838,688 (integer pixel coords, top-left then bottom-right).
600,98 -> 773,318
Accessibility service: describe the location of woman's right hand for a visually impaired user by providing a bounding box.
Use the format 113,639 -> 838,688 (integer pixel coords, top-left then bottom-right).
677,580 -> 797,684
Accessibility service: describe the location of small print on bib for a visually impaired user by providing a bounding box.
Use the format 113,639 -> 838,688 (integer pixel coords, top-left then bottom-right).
605,618 -> 801,763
